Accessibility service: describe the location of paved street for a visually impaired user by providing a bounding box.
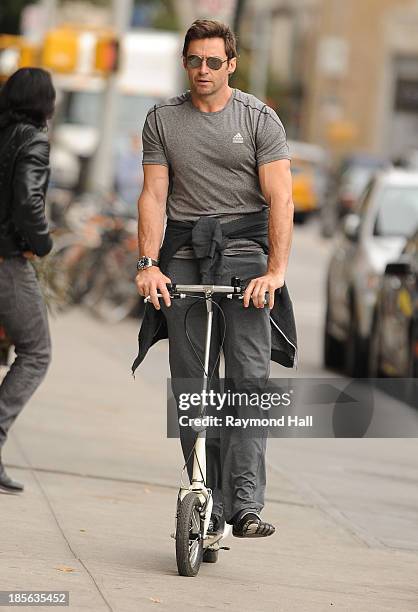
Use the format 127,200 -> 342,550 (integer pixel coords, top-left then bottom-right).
1,219 -> 418,611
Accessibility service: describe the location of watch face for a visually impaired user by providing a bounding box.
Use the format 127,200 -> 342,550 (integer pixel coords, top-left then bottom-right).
137,257 -> 146,270
137,257 -> 158,271
137,257 -> 151,271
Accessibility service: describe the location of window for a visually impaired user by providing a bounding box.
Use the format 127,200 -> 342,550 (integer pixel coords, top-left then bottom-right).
373,186 -> 418,237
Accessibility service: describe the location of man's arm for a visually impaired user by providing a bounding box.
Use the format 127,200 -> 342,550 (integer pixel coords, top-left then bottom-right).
136,164 -> 171,309
243,159 -> 294,309
260,158 -> 294,278
138,164 -> 167,259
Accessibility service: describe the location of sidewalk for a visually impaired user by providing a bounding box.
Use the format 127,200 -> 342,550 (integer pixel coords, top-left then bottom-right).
1,309 -> 417,611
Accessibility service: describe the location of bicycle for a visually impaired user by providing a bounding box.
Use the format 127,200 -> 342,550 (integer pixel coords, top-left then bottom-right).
146,277 -> 267,577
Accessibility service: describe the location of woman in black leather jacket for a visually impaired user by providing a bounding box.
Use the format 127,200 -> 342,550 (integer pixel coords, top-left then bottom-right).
0,67 -> 55,493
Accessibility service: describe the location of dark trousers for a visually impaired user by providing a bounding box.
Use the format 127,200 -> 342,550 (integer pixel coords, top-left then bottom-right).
162,254 -> 271,524
0,257 -> 51,450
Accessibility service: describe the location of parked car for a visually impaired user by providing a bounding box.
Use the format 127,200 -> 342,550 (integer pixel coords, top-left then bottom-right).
320,154 -> 388,237
323,169 -> 418,376
369,228 -> 418,378
393,148 -> 418,171
288,140 -> 328,223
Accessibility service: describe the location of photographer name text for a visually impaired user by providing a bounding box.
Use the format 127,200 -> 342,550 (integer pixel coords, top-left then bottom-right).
178,415 -> 313,429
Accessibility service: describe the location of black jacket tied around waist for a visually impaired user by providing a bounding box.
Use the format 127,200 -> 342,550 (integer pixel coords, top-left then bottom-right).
132,210 -> 298,374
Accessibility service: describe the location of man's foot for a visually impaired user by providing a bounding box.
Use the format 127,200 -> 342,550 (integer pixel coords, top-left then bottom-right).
232,511 -> 275,538
207,514 -> 224,536
0,462 -> 24,493
203,515 -> 224,564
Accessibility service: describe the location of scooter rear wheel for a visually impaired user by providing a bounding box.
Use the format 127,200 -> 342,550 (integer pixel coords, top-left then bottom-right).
202,548 -> 218,563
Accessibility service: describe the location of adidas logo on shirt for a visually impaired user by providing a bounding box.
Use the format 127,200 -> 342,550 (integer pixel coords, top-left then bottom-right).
232,132 -> 244,144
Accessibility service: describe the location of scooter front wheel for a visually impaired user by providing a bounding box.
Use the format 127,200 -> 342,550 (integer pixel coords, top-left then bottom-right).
176,492 -> 203,577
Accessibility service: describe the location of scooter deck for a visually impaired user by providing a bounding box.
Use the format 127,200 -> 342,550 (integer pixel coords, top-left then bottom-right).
203,524 -> 232,549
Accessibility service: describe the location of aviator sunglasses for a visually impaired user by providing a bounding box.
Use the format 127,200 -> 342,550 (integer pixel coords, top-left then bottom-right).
186,54 -> 229,70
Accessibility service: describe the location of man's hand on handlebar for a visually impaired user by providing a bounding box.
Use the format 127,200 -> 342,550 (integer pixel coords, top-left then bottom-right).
135,267 -> 172,310
243,272 -> 284,310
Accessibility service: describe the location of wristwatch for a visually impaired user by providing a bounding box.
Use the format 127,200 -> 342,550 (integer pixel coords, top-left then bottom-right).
136,256 -> 159,272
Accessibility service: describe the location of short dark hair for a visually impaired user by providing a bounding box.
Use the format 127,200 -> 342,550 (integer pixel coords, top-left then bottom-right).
0,67 -> 56,128
182,19 -> 237,60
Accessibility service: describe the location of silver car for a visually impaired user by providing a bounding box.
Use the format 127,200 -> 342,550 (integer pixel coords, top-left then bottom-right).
324,168 -> 418,376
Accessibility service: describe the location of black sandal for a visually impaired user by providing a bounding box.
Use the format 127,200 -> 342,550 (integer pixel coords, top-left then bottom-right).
232,512 -> 276,538
207,514 -> 224,535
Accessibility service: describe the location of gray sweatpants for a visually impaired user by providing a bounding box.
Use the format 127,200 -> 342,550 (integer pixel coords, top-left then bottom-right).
0,257 -> 51,450
162,254 -> 271,524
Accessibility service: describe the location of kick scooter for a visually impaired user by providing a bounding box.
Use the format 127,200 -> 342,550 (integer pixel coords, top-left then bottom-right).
146,277 -> 246,577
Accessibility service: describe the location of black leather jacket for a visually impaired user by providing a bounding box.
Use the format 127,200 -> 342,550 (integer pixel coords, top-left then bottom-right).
0,120 -> 52,257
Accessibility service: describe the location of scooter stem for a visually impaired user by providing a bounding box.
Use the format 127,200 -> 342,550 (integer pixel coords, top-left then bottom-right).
191,296 -> 213,484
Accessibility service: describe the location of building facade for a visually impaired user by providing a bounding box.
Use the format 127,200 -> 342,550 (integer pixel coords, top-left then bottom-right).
301,0 -> 418,159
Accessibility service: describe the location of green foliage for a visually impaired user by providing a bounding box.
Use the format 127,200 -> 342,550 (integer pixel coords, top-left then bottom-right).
0,0 -> 34,34
137,0 -> 179,31
0,0 -> 179,36
266,72 -> 286,112
152,0 -> 180,32
75,0 -> 110,6
231,54 -> 293,128
268,72 -> 303,130
230,47 -> 250,92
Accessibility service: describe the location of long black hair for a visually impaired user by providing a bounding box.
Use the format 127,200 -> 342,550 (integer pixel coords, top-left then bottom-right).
0,67 -> 56,129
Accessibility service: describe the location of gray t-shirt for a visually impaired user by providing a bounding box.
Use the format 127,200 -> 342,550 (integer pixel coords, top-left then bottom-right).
142,88 -> 291,257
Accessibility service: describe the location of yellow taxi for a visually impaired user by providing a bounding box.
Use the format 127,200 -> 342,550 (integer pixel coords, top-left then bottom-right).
288,140 -> 327,223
